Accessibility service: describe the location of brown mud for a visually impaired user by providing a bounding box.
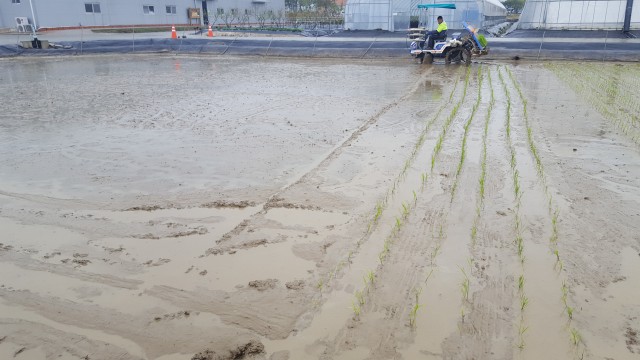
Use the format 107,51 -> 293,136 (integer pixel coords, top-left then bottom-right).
0,56 -> 638,359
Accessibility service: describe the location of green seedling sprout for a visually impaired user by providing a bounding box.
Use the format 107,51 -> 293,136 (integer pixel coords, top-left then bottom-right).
352,301 -> 361,317
374,202 -> 383,223
425,268 -> 434,285
355,290 -> 365,306
518,275 -> 525,292
567,306 -> 574,320
460,267 -> 470,301
431,244 -> 441,264
520,294 -> 529,311
409,303 -> 423,327
570,328 -> 581,346
367,270 -> 375,285
519,324 -> 529,337
402,202 -> 409,218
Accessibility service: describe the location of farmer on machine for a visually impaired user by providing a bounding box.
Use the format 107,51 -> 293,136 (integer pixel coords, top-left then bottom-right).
426,16 -> 448,49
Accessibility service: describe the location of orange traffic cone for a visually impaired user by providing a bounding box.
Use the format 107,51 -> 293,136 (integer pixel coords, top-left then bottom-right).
207,24 -> 214,37
171,25 -> 177,39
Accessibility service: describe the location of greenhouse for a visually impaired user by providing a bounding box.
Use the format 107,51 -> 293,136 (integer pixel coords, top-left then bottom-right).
343,0 -> 507,31
518,0 -> 639,29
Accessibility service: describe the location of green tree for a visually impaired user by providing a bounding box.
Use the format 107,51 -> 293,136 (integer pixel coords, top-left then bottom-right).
502,0 -> 525,13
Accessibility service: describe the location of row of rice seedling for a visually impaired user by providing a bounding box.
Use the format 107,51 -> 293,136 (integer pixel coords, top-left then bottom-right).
451,66 -> 491,329
317,68 -> 465,292
350,68 -> 473,320
431,67 -> 472,171
498,66 -> 529,350
469,66 -> 496,247
506,67 -> 583,348
451,66 -> 484,201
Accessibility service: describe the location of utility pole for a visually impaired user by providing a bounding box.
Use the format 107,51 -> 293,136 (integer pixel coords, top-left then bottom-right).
623,0 -> 634,34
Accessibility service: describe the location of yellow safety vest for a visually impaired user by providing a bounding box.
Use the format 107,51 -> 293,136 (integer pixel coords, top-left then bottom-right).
437,21 -> 448,33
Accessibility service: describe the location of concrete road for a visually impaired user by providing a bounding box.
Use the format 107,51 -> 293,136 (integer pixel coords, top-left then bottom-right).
1,28 -> 639,60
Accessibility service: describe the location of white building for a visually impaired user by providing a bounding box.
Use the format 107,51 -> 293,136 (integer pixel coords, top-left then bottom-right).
0,0 -> 284,30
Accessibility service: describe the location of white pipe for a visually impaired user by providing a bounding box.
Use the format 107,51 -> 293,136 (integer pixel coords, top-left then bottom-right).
28,0 -> 37,39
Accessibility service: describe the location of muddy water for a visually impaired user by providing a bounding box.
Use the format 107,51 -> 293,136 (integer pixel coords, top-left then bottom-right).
1,57 -> 640,360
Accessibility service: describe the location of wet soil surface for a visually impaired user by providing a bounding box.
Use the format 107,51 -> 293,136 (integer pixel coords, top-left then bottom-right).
0,56 -> 638,360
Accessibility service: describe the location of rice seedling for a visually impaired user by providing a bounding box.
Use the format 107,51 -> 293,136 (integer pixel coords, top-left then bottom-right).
567,306 -> 574,320
378,252 -> 385,265
470,222 -> 478,242
413,190 -> 418,205
517,324 -> 529,350
570,328 -> 581,346
520,294 -> 529,311
402,202 -> 409,218
424,268 -> 434,285
352,301 -> 362,317
518,275 -> 525,292
519,324 -> 529,337
317,279 -> 324,290
460,268 -> 470,301
409,303 -> 424,327
561,282 -> 568,305
431,243 -> 441,264
374,202 -> 383,223
516,236 -> 524,259
367,270 -> 375,285
385,238 -> 391,251
414,287 -> 423,303
355,290 -> 365,306
460,307 -> 466,322
421,173 -> 427,188
394,217 -> 401,232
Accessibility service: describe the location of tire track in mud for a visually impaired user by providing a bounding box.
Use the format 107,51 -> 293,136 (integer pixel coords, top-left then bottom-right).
211,65 -> 446,251
312,67 -> 481,359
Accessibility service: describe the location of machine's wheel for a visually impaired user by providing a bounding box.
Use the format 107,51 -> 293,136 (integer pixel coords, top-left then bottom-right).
445,48 -> 472,66
424,53 -> 434,64
444,49 -> 458,64
461,48 -> 472,66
